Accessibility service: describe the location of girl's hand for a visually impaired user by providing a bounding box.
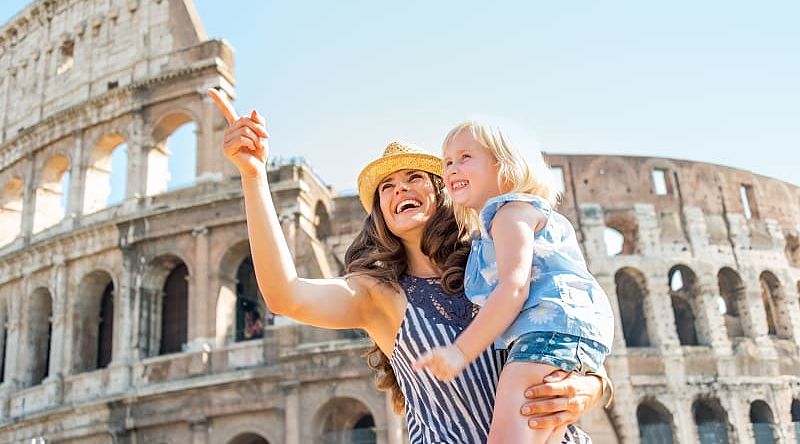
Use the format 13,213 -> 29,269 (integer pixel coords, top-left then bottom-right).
208,88 -> 269,178
520,370 -> 603,429
413,345 -> 468,382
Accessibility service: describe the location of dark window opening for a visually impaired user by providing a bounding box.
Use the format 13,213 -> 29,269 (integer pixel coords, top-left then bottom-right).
97,283 -> 114,368
160,264 -> 188,355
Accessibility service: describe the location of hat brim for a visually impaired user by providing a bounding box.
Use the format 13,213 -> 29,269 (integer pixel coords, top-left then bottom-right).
357,152 -> 443,212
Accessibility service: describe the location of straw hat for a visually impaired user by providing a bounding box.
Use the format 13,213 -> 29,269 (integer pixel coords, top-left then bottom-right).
357,141 -> 443,212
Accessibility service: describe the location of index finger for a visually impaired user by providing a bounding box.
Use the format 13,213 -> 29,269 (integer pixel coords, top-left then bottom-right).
207,88 -> 238,125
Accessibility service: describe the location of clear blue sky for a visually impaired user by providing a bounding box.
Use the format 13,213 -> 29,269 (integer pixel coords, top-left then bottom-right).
3,1 -> 799,194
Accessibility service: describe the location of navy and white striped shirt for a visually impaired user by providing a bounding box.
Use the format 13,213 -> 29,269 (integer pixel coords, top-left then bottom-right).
390,275 -> 592,444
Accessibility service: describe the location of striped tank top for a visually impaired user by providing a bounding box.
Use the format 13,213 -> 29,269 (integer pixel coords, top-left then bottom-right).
390,274 -> 592,444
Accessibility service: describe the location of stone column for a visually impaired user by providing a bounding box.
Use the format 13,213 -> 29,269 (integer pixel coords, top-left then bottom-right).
189,416 -> 209,444
283,382 -> 300,444
48,261 -> 68,381
187,226 -> 212,350
385,391 -> 404,444
125,114 -> 147,200
694,273 -> 733,355
67,129 -> 85,219
20,154 -> 36,243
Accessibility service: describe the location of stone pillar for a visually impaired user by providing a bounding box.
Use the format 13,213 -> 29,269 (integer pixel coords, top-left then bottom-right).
745,287 -> 772,345
673,396 -> 696,444
20,154 -> 36,243
385,391 -> 404,444
48,261 -> 68,381
189,416 -> 209,444
1,288 -> 22,389
67,129 -> 85,219
283,382 -> 300,444
694,274 -> 733,355
126,114 -> 147,200
187,226 -> 212,350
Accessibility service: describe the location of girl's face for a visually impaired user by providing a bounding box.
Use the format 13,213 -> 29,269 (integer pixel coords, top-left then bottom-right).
377,169 -> 438,240
442,129 -> 501,210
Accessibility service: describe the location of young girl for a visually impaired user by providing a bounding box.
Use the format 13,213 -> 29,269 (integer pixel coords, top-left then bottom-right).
415,120 -> 614,443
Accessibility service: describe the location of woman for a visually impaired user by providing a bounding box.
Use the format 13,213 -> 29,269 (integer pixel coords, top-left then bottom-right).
208,89 -> 608,443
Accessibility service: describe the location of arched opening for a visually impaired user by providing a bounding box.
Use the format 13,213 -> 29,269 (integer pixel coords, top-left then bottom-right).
236,256 -> 271,342
668,266 -> 700,346
83,133 -> 128,213
227,433 -> 270,444
166,122 -> 198,191
786,232 -> 800,267
750,400 -> 777,444
27,288 -> 53,386
603,227 -> 625,256
97,283 -> 114,369
0,176 -> 23,247
315,202 -> 332,240
637,401 -> 675,444
605,212 -> 638,255
315,397 -> 377,444
33,154 -> 70,233
759,271 -> 789,338
718,268 -> 745,338
149,113 -> 197,195
73,271 -> 115,373
160,263 -> 189,355
790,399 -> 800,442
694,399 -> 730,444
615,268 -> 651,347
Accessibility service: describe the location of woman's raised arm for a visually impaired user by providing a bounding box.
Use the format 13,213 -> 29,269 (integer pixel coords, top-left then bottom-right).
208,89 -> 374,330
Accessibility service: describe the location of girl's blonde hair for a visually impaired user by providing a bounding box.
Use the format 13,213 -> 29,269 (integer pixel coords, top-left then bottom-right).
442,119 -> 560,233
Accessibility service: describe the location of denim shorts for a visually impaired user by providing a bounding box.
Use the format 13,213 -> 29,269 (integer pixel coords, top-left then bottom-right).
506,331 -> 608,374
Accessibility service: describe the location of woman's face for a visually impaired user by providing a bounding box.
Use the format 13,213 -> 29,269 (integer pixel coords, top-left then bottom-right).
377,169 -> 438,239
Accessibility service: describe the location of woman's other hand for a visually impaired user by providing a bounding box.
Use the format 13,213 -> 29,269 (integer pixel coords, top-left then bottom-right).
208,88 -> 269,178
520,369 -> 603,429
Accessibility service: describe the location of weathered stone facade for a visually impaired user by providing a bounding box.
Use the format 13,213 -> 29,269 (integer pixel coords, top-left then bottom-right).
1,1 -> 799,443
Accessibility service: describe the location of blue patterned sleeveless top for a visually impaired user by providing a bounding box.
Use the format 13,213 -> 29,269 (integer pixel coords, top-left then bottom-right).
390,274 -> 592,443
465,193 -> 615,350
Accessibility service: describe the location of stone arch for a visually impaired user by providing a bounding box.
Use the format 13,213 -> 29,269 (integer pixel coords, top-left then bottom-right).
227,433 -> 270,444
0,175 -> 23,247
140,255 -> 191,357
615,267 -> 651,347
33,153 -> 70,233
72,270 -> 116,373
83,132 -> 129,213
25,287 -> 53,386
314,200 -> 332,240
668,265 -> 701,346
314,397 -> 377,444
750,400 -> 777,444
759,271 -> 790,338
604,211 -> 638,255
693,398 -> 731,444
216,240 -> 259,345
717,267 -> 746,338
637,400 -> 675,444
148,109 -> 200,194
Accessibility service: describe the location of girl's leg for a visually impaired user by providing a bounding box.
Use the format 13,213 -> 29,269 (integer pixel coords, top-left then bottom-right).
487,361 -> 563,444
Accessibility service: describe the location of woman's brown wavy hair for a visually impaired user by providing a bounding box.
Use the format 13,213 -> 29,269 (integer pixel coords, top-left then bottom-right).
344,172 -> 471,414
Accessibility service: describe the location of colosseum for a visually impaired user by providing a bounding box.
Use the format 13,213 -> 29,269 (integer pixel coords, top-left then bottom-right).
1,1 -> 799,443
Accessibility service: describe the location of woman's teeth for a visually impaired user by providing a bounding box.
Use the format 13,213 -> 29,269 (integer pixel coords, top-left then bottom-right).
396,199 -> 422,214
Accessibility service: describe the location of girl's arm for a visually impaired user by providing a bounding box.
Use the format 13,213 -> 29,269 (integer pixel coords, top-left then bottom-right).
415,201 -> 544,379
209,89 -> 376,331
454,201 -> 543,361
